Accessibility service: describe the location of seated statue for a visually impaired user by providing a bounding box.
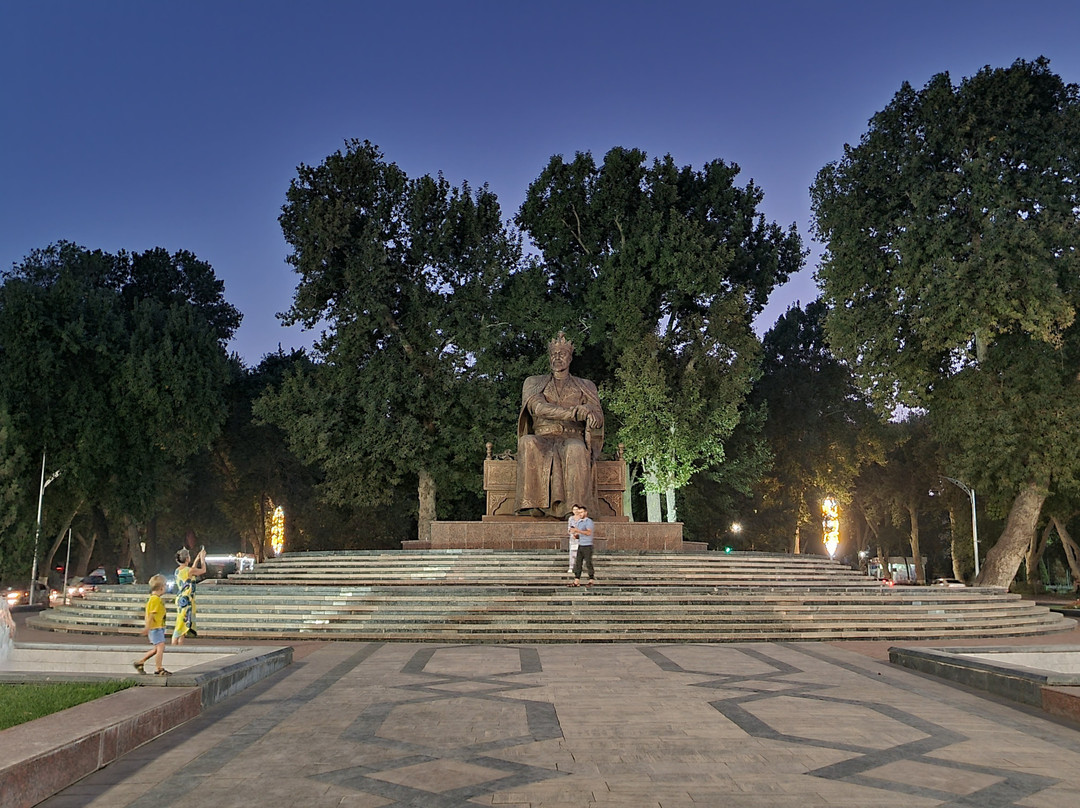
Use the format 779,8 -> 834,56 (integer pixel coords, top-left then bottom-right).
515,332 -> 603,518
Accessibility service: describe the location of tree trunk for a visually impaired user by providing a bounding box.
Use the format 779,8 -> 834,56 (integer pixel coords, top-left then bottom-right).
92,504 -> 121,583
1051,516 -> 1080,595
42,508 -> 78,585
623,461 -> 636,522
642,465 -> 662,522
645,491 -> 662,523
976,480 -> 1048,588
123,518 -> 146,583
1025,522 -> 1053,591
144,517 -> 161,581
73,530 -> 95,579
418,468 -> 436,543
665,486 -> 677,523
907,502 -> 925,584
948,505 -> 970,580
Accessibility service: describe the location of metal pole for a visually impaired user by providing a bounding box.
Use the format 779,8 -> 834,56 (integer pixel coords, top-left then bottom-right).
63,527 -> 72,605
970,487 -> 979,577
29,449 -> 46,606
29,449 -> 61,606
943,477 -> 979,578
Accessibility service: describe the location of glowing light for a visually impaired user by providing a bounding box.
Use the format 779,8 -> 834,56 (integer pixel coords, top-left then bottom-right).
270,506 -> 286,556
821,497 -> 840,559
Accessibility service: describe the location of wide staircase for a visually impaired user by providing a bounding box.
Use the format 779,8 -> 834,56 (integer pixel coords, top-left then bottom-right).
29,550 -> 1075,642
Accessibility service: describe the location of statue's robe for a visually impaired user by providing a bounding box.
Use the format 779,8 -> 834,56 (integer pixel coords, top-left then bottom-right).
515,373 -> 604,518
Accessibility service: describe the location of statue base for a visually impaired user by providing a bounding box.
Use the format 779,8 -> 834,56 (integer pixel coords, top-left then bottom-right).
404,519 -> 704,553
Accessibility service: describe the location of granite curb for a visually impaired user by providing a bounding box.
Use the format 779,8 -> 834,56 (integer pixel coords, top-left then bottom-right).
0,640 -> 292,807
0,686 -> 201,808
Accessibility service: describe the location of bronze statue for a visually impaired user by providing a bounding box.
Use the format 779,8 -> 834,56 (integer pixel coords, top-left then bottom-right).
515,333 -> 604,518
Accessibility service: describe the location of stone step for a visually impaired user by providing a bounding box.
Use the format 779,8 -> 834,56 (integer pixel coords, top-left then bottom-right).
28,550 -> 1076,643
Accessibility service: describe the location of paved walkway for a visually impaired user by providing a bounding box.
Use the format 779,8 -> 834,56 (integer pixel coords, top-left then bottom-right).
21,622 -> 1080,808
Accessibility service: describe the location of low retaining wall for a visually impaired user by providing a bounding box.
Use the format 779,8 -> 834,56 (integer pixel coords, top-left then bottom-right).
889,645 -> 1080,721
0,643 -> 293,807
0,686 -> 201,808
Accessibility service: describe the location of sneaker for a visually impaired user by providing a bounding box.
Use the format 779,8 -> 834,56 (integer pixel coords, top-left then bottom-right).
133,662 -> 145,674
155,669 -> 172,676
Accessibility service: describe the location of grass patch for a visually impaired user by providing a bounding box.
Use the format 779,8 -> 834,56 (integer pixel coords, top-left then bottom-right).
0,680 -> 136,731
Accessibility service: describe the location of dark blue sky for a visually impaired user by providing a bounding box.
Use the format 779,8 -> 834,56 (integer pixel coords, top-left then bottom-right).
3,1 -> 1079,364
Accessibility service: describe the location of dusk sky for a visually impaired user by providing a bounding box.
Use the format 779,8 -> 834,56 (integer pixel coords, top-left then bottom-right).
3,1 -> 1079,365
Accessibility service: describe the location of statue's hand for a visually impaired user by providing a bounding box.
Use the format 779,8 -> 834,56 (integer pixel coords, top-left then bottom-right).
586,412 -> 602,429
572,405 -> 590,422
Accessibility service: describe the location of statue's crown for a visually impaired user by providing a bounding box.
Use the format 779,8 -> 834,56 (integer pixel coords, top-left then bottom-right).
548,331 -> 574,355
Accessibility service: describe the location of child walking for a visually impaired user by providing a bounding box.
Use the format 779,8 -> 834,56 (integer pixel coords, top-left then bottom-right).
134,574 -> 171,676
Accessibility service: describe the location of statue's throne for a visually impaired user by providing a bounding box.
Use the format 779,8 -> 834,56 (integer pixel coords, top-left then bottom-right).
482,443 -> 627,521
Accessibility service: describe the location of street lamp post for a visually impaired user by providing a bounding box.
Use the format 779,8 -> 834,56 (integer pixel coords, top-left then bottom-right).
943,477 -> 979,578
29,449 -> 61,605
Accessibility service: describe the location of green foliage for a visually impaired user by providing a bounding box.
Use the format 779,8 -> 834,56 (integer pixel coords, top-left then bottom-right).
810,57 -> 1080,584
605,334 -> 737,494
932,335 -> 1080,514
0,404 -> 32,579
0,242 -> 240,573
267,140 -> 522,517
519,147 -> 803,509
812,57 -> 1080,414
0,680 -> 135,731
749,300 -> 884,544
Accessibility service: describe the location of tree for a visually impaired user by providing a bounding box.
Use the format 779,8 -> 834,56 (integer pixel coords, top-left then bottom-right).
749,301 -> 883,553
518,147 -> 803,519
810,58 -> 1080,586
266,140 -> 521,542
0,242 -> 239,582
877,416 -> 945,584
0,403 -> 31,580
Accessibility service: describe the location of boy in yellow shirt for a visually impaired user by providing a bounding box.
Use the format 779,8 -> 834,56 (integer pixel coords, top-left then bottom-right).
134,574 -> 170,675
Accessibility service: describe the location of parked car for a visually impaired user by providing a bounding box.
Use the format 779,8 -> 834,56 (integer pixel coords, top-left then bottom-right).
204,553 -> 256,579
67,568 -> 136,599
4,581 -> 57,607
67,573 -> 106,599
933,577 -> 967,588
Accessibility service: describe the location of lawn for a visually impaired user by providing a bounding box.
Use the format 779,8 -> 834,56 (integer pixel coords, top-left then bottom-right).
0,681 -> 135,731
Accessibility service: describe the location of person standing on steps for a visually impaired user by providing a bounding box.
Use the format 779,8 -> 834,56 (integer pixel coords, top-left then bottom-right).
567,505 -> 582,575
172,545 -> 206,645
569,503 -> 595,587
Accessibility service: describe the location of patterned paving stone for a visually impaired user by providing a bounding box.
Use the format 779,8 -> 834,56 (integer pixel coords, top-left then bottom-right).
33,641 -> 1080,808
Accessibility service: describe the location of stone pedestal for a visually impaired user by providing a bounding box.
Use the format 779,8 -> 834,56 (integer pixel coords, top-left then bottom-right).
403,519 -> 702,553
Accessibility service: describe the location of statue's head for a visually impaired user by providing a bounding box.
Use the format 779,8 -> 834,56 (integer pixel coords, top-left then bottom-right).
548,332 -> 574,372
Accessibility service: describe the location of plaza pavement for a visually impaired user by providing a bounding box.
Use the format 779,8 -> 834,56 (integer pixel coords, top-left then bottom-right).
9,611 -> 1080,808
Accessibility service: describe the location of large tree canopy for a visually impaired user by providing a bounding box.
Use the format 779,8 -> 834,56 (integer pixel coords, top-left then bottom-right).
518,147 -> 804,519
810,57 -> 1080,586
0,242 -> 240,580
264,140 -> 522,541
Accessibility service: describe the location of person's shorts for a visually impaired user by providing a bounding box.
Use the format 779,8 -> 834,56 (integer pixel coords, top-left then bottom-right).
148,628 -> 166,645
